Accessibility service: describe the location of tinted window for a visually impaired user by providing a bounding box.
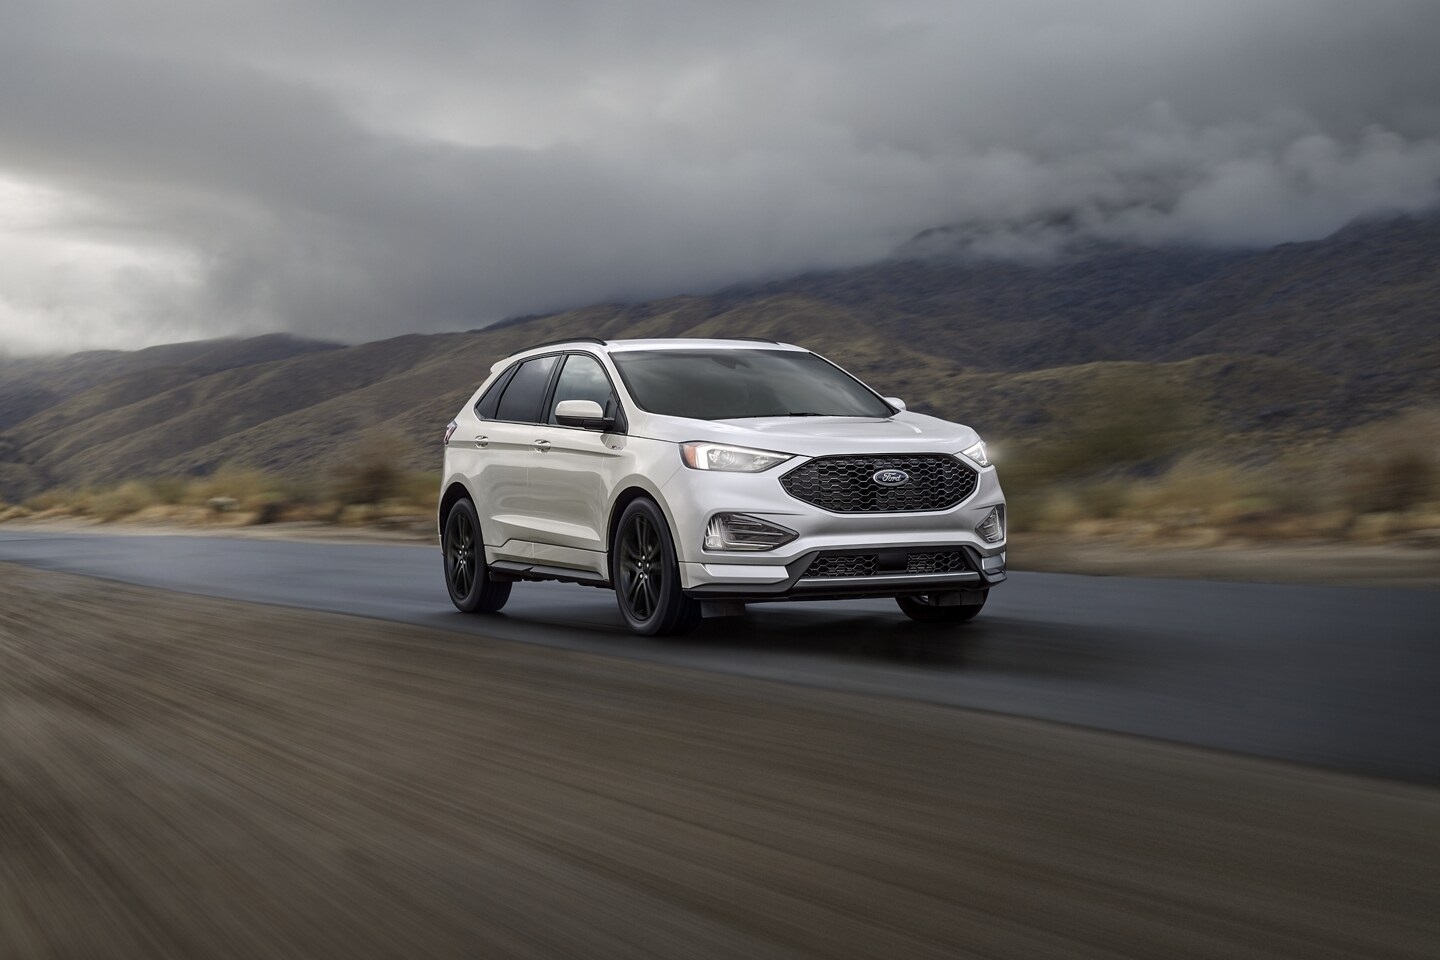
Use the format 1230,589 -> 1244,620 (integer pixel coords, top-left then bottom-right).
473,366 -> 516,419
610,349 -> 892,420
548,354 -> 618,424
494,355 -> 559,423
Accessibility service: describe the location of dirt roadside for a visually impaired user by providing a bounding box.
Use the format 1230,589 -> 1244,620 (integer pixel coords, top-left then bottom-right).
1,562 -> 1437,959
1012,531 -> 1440,589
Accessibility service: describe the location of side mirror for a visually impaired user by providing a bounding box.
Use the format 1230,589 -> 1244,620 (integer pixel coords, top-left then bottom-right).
883,397 -> 907,412
554,399 -> 614,430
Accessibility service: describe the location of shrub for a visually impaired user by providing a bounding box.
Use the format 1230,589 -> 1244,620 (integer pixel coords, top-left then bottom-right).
1348,451 -> 1437,513
1338,409 -> 1440,514
1075,480 -> 1130,520
87,481 -> 155,521
1130,458 -> 1275,523
330,431 -> 417,505
399,470 -> 442,510
147,476 -> 190,505
188,467 -> 277,508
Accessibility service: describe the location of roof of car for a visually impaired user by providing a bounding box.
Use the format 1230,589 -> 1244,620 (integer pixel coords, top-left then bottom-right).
513,337 -> 804,355
489,337 -> 805,374
603,338 -> 803,352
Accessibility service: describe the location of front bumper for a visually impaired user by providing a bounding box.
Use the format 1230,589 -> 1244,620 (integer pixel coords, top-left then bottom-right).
683,544 -> 1005,602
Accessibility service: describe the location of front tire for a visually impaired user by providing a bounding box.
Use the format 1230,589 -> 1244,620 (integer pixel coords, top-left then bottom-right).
443,498 -> 511,613
896,590 -> 986,624
613,498 -> 701,636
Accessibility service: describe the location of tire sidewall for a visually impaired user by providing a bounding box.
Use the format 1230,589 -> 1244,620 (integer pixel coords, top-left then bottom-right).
444,498 -> 509,613
613,498 -> 699,636
897,590 -> 986,624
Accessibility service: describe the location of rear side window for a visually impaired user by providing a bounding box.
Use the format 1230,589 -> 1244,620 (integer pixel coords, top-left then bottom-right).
473,366 -> 516,419
494,355 -> 559,423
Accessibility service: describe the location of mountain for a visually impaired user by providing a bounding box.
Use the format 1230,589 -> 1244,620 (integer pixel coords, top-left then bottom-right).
0,334 -> 343,433
0,211 -> 1436,502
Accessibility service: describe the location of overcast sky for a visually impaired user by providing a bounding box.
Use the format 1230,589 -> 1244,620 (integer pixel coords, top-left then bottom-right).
2,0 -> 1439,354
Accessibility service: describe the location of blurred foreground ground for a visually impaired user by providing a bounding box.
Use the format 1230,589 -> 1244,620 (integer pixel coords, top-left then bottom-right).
2,563 -> 1437,959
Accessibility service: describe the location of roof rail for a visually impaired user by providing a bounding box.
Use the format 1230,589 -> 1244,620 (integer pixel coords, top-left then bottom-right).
522,336 -> 609,351
729,336 -> 779,344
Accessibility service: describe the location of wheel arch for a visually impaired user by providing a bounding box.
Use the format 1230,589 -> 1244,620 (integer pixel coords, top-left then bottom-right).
437,480 -> 472,545
605,483 -> 678,581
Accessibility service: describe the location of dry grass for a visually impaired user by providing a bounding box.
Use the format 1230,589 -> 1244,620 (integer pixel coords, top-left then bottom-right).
15,451 -> 439,530
1003,408 -> 1440,543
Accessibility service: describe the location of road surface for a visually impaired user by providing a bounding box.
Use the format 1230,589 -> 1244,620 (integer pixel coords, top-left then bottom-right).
2,529 -> 1436,782
5,561 -> 1436,958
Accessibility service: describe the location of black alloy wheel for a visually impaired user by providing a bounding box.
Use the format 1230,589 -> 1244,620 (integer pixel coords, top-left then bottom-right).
896,590 -> 986,624
613,498 -> 701,636
443,498 -> 511,613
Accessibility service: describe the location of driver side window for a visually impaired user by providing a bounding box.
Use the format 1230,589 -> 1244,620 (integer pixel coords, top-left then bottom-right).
548,354 -> 619,424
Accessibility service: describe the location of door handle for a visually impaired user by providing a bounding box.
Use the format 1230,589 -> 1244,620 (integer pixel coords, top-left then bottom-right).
473,435 -> 489,447
533,439 -> 552,452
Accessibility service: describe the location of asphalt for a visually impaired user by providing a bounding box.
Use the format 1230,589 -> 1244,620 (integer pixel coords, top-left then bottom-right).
2,529 -> 1438,783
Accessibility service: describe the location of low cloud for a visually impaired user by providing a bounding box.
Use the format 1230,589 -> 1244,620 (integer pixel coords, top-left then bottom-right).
2,0 -> 1438,352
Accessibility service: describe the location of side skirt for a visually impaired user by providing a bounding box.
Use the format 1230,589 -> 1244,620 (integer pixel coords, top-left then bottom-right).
487,560 -> 611,589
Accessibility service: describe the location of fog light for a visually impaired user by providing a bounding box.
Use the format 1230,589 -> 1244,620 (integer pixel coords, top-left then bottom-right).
976,505 -> 1005,543
981,551 -> 1006,573
704,514 -> 797,552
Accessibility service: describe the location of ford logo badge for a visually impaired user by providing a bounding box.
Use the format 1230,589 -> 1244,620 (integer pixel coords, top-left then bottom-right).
872,468 -> 910,487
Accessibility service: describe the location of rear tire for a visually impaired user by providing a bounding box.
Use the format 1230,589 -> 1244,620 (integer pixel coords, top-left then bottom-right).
443,498 -> 511,613
613,498 -> 701,636
896,590 -> 986,624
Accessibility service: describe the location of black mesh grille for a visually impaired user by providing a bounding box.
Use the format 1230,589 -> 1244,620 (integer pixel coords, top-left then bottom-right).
803,550 -> 969,579
805,554 -> 878,578
780,455 -> 977,513
905,551 -> 968,574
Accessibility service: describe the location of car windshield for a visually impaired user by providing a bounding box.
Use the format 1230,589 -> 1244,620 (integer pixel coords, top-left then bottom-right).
610,349 -> 894,420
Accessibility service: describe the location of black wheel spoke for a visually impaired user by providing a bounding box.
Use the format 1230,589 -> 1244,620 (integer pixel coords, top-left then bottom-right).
619,513 -> 662,621
446,513 -> 476,596
613,501 -> 700,635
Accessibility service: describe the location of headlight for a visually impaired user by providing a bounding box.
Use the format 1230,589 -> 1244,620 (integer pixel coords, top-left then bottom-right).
680,442 -> 792,472
961,440 -> 990,467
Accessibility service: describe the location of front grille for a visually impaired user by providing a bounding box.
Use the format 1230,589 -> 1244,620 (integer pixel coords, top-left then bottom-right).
781,454 -> 977,513
803,550 -> 969,579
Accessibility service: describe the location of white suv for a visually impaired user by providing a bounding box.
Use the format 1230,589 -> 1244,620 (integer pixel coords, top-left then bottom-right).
439,338 -> 1006,635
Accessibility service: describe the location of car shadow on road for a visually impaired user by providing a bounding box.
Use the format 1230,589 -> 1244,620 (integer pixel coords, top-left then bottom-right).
429,595 -> 1159,682
679,606 -> 1151,679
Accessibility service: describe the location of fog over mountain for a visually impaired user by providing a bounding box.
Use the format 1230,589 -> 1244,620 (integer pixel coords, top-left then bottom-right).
2,0 -> 1439,354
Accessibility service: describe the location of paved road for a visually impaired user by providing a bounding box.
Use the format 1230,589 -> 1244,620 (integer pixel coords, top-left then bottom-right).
2,529 -> 1438,783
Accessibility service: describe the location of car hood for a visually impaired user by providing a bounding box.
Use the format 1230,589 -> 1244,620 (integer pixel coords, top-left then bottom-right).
633,411 -> 980,457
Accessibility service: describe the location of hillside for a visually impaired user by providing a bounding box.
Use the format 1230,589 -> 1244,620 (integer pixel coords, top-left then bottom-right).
0,334 -> 344,431
726,212 -> 1440,419
0,211 -> 1436,503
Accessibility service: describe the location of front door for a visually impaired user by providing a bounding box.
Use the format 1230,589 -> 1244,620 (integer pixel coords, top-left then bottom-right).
525,353 -> 626,576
